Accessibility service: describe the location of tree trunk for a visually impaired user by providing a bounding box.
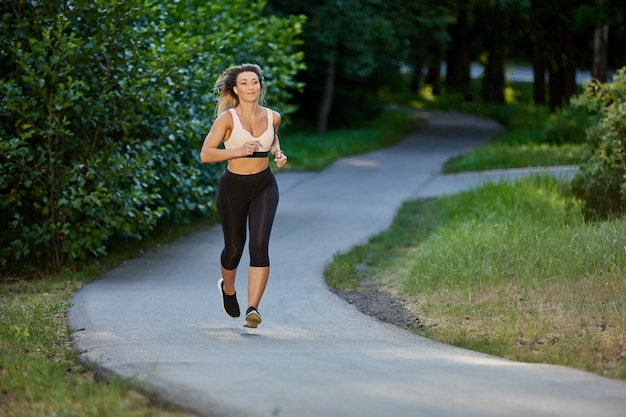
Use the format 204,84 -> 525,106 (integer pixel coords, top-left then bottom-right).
592,0 -> 609,82
427,57 -> 443,96
482,2 -> 507,104
592,26 -> 609,82
422,37 -> 444,96
445,9 -> 471,99
316,48 -> 336,134
532,50 -> 546,105
541,0 -> 578,111
409,60 -> 423,94
563,31 -> 577,98
529,0 -> 547,105
548,17 -> 577,111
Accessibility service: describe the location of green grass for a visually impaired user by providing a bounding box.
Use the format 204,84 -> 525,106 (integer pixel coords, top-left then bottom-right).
443,141 -> 586,173
325,176 -> 626,379
0,219 -> 213,417
1,278 -> 194,417
281,107 -> 423,171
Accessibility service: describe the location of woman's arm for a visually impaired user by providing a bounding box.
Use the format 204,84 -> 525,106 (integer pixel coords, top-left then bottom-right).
270,110 -> 287,168
269,110 -> 283,156
200,112 -> 256,163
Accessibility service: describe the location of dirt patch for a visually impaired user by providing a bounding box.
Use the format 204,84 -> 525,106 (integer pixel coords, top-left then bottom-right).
332,287 -> 423,332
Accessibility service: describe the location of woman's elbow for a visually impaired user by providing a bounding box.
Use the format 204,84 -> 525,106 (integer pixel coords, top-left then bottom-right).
199,150 -> 212,163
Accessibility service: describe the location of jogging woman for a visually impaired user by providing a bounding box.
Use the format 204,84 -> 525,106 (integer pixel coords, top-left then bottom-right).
200,63 -> 287,328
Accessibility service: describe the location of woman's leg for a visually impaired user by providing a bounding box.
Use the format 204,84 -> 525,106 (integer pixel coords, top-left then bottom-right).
216,171 -> 249,294
246,173 -> 279,310
247,266 -> 269,310
220,266 -> 237,295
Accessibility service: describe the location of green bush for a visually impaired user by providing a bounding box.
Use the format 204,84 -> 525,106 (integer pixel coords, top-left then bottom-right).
542,104 -> 594,145
570,67 -> 626,219
0,1 -> 305,271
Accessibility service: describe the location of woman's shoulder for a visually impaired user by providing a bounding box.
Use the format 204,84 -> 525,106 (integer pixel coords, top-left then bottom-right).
260,105 -> 280,115
215,108 -> 235,122
262,106 -> 281,125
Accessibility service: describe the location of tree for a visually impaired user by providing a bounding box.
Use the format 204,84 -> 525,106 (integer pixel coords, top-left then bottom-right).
387,0 -> 449,96
300,0 -> 397,133
267,0 -> 449,133
571,68 -> 626,219
480,0 -> 508,103
528,0 -> 548,104
445,5 -> 472,98
476,0 -> 529,104
592,0 -> 610,81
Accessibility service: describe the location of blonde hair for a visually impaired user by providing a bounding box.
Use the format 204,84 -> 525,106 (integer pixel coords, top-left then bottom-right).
213,63 -> 266,117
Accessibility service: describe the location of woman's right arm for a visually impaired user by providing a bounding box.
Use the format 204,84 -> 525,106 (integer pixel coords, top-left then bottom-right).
200,112 -> 246,163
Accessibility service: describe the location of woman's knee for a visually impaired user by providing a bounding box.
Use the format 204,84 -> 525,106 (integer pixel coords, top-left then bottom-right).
249,241 -> 270,267
221,247 -> 244,270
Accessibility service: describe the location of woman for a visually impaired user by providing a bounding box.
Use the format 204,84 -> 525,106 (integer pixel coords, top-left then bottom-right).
200,63 -> 287,328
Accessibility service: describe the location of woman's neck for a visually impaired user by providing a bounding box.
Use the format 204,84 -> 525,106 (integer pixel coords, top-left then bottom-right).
237,102 -> 260,117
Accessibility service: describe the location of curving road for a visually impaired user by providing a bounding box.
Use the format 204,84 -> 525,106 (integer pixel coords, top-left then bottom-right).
69,111 -> 626,417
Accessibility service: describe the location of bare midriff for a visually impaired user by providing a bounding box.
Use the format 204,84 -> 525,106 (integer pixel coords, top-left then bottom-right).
227,157 -> 270,175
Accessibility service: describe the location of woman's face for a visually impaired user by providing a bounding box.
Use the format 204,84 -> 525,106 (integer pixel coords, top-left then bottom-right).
235,71 -> 261,102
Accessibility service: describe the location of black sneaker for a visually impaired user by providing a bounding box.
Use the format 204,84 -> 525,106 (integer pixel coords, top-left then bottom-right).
243,306 -> 262,328
217,278 -> 240,318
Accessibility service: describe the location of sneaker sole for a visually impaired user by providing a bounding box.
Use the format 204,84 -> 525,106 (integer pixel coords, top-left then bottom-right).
217,278 -> 239,319
243,311 -> 262,328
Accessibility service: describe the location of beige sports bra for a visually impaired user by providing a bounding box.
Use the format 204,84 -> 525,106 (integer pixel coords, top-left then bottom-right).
224,108 -> 274,156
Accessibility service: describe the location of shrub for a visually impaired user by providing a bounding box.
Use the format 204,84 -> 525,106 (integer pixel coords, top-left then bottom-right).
0,1 -> 305,272
542,104 -> 595,145
570,67 -> 626,219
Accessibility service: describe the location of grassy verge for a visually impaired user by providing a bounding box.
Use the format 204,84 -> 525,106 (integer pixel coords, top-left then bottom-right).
0,108 -> 421,417
443,141 -> 585,173
325,175 -> 626,379
0,219 -> 213,417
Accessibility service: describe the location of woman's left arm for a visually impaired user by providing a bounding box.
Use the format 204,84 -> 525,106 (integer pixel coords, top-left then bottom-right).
270,111 -> 287,168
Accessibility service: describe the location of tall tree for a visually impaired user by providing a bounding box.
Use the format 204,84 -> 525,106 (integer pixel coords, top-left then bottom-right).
267,0 -> 448,132
445,5 -> 472,98
578,0 -> 626,82
390,0 -> 449,95
592,0 -> 610,81
479,0 -> 528,104
481,0 -> 508,103
529,0 -> 548,104
300,0 -> 397,133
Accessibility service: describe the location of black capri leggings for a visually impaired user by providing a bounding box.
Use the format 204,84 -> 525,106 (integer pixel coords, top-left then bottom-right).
216,168 -> 279,270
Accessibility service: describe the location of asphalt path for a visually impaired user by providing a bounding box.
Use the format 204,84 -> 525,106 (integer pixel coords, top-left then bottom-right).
69,110 -> 626,417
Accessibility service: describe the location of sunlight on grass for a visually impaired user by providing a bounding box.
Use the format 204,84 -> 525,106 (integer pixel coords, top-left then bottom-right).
504,86 -> 517,103
419,85 -> 437,102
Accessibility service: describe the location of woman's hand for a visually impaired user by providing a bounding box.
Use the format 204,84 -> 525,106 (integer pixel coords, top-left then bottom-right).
240,140 -> 260,157
273,150 -> 287,168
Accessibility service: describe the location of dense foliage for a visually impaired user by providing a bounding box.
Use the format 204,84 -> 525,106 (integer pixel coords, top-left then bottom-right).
571,67 -> 626,219
267,0 -> 450,132
0,0 -> 305,271
266,0 -> 625,132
